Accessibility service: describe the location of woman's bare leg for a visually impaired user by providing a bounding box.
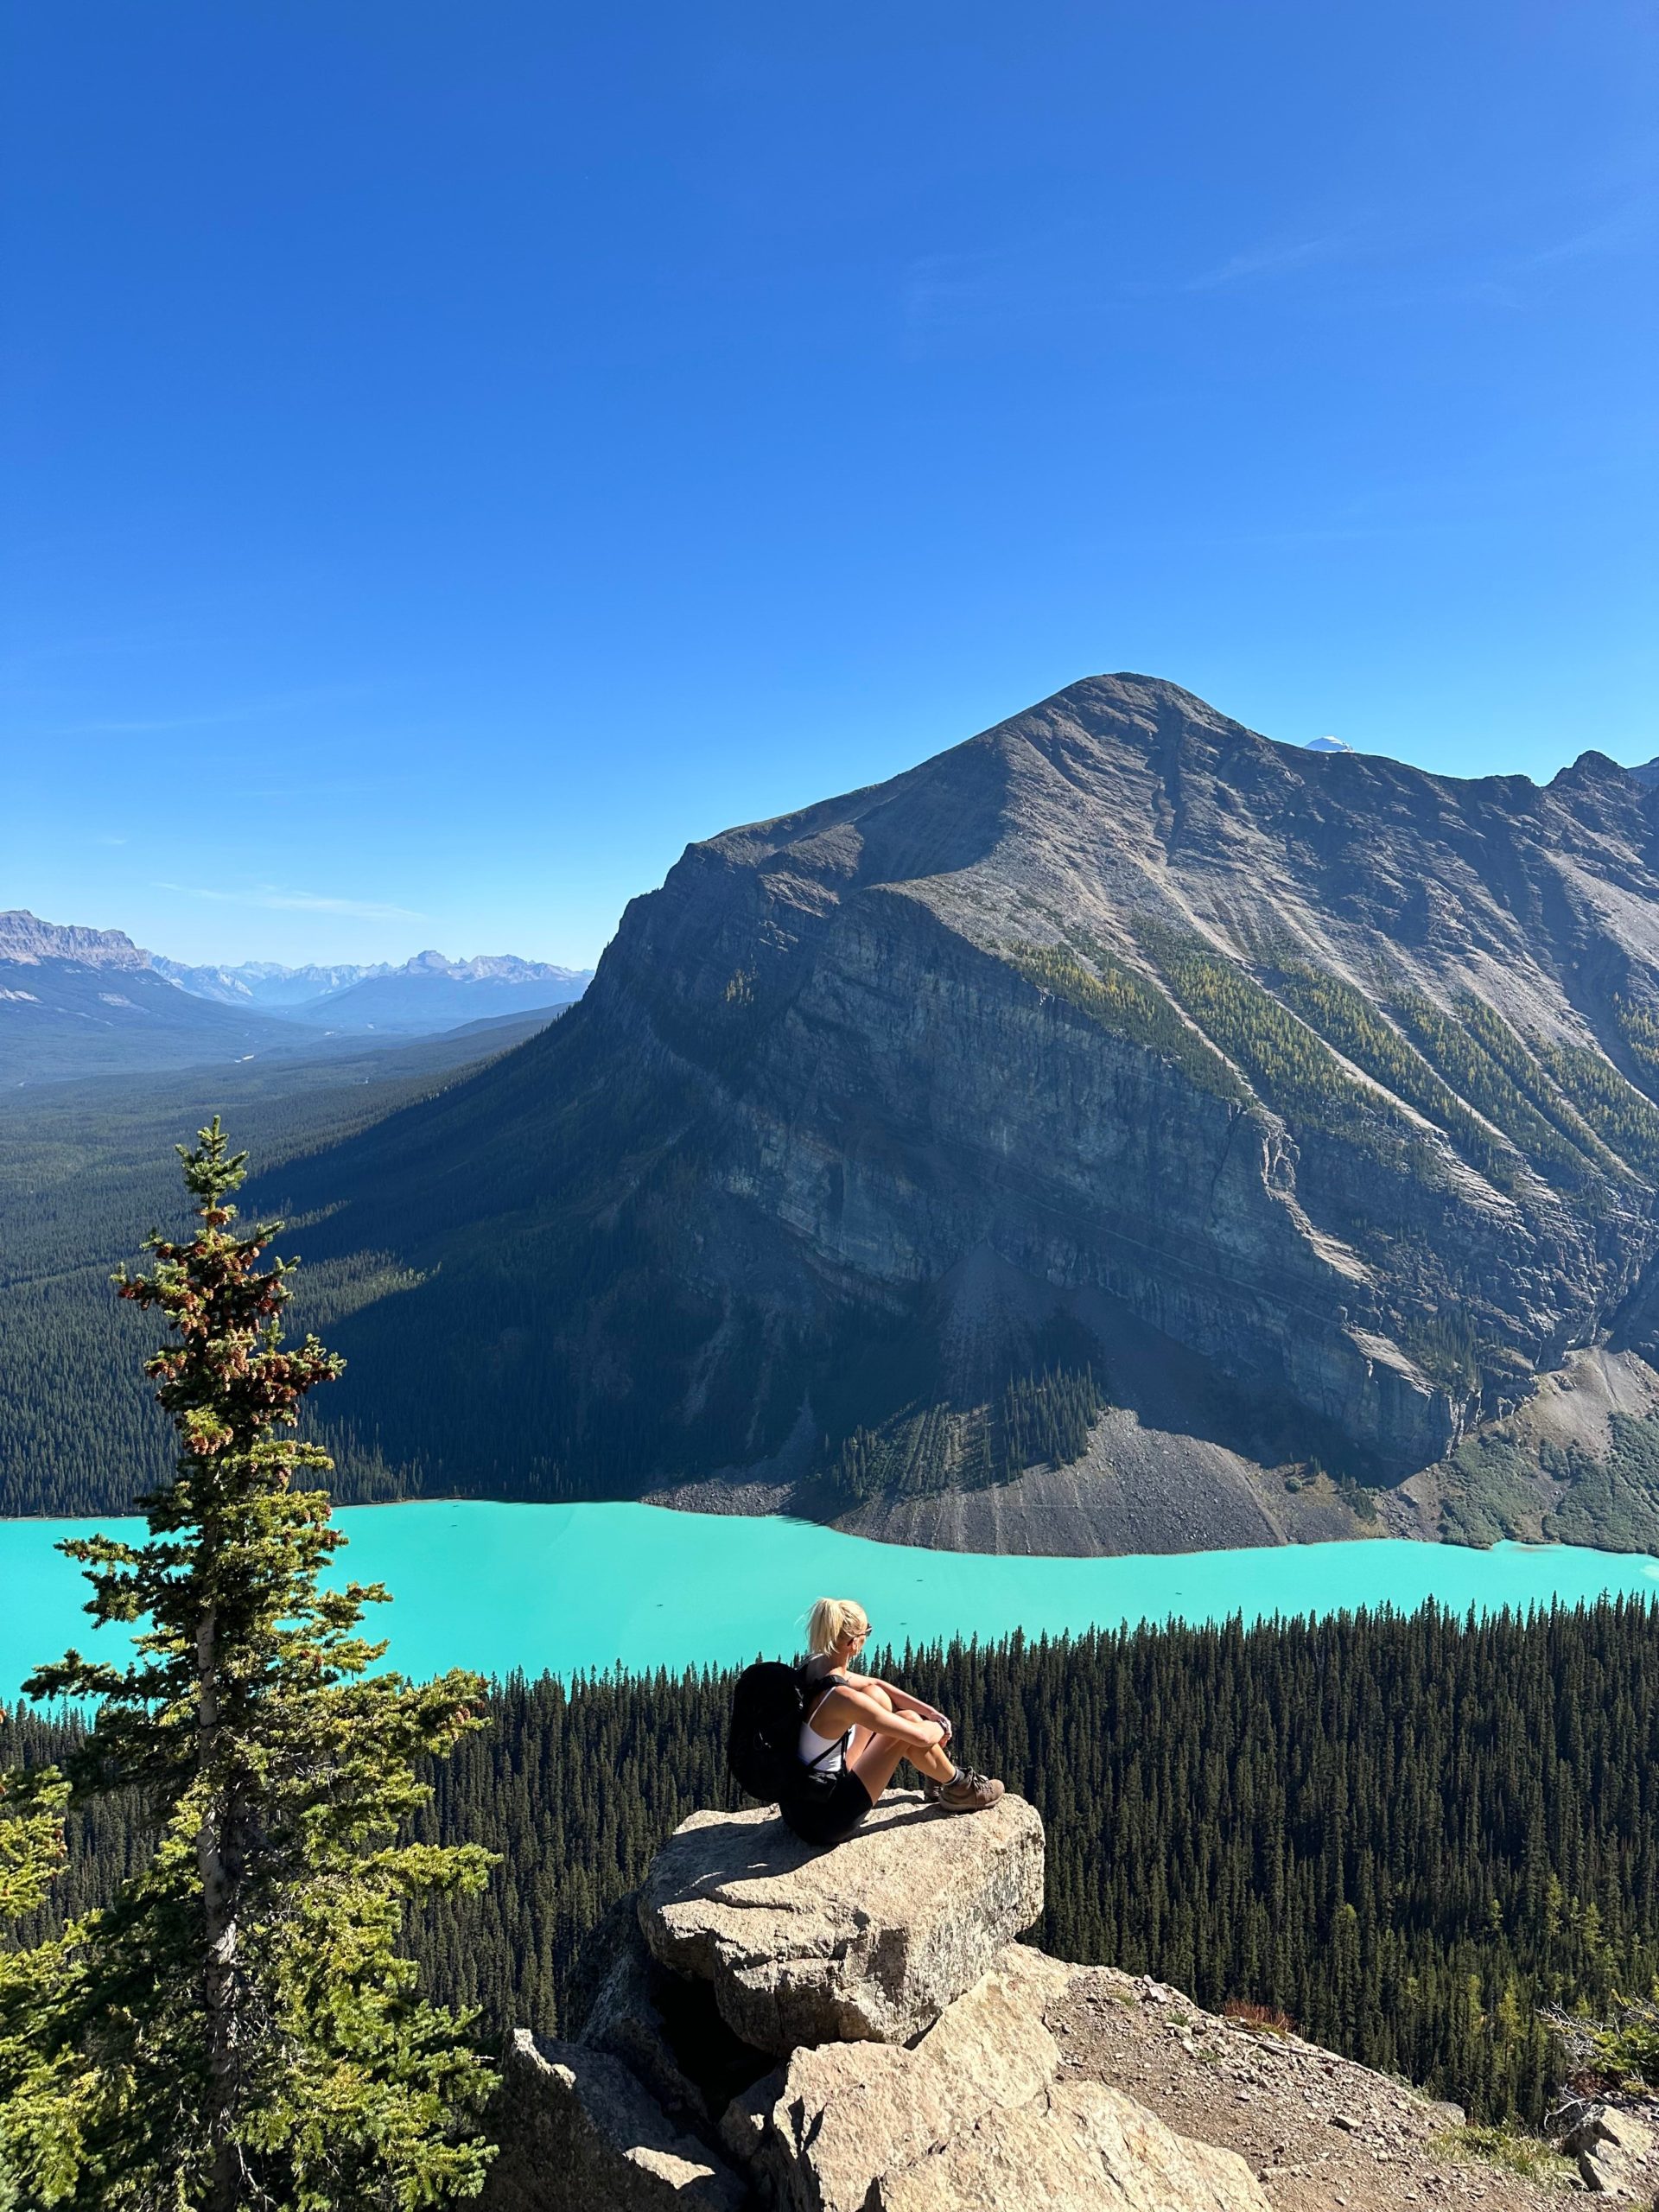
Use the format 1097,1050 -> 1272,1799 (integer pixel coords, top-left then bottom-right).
847,1681 -> 894,1764
849,1726 -> 954,1803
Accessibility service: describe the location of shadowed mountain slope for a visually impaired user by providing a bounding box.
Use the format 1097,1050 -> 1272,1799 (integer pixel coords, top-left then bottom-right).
253,676 -> 1659,1547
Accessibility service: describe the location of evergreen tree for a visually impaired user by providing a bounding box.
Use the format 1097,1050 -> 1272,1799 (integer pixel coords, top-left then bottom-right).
0,1768 -> 84,2209
0,1121 -> 496,2211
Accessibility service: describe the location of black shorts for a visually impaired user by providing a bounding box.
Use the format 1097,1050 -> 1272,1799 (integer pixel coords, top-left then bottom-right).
780,1768 -> 875,1848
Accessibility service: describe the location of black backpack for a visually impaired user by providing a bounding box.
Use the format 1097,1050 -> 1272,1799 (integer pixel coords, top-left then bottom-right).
728,1661 -> 846,1807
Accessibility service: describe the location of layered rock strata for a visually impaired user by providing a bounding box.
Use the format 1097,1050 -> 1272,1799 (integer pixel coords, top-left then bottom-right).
271,674 -> 1659,1548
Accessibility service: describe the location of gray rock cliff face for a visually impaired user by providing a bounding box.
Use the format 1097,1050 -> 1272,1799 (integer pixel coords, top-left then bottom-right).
280,676 -> 1659,1541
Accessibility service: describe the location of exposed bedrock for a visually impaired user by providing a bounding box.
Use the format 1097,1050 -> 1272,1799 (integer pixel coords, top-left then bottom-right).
484,1795 -> 1268,2212
273,674 -> 1659,1528
636,1796 -> 1046,2054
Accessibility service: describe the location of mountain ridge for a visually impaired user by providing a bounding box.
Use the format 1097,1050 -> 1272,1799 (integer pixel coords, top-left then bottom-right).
239,672 -> 1659,1552
0,910 -> 152,969
156,946 -> 590,1014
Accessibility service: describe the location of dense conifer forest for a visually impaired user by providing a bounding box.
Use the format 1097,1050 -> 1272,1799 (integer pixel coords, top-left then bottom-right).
0,1027 -> 543,1516
10,1598 -> 1657,2128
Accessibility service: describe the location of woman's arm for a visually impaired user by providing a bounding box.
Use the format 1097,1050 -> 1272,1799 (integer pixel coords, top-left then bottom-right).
845,1672 -> 952,1738
814,1684 -> 946,1752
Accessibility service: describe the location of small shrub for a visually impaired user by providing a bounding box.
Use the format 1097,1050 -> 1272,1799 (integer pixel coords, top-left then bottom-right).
1223,1998 -> 1296,2037
1589,1995 -> 1659,2088
1430,2123 -> 1573,2183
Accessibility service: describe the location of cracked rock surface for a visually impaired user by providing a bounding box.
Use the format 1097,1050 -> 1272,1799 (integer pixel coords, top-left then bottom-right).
637,1793 -> 1046,2053
485,1797 -> 1659,2211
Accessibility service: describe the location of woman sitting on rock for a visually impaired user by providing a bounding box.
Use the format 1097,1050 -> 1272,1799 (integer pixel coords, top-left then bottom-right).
783,1595 -> 1005,1848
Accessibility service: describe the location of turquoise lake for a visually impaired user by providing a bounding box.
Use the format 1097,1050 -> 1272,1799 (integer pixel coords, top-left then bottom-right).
3,1500 -> 1658,1697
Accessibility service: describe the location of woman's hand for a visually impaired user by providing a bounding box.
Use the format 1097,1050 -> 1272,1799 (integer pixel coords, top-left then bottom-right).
871,1679 -> 952,1735
907,1697 -> 953,1742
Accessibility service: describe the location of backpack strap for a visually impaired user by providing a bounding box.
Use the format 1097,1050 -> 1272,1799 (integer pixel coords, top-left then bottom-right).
803,1669 -> 846,1707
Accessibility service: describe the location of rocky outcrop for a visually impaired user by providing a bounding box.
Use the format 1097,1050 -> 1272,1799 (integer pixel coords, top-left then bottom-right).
638,1796 -> 1045,2052
486,1796 -> 1269,2212
480,2033 -> 748,2211
731,1944 -> 1265,2212
1553,2099 -> 1656,2197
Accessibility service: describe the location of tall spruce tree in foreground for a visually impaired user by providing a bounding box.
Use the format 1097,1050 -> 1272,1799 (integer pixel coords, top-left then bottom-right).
0,1121 -> 496,2210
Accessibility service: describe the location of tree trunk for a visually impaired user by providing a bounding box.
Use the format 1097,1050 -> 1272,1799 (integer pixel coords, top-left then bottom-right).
196,1596 -> 242,2212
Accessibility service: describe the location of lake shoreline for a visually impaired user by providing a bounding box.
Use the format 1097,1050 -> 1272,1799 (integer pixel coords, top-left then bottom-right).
4,1500 -> 1657,1702
7,1481 -> 1655,1564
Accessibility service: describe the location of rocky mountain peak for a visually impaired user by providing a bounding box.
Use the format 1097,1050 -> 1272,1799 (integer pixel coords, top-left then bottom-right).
261,671 -> 1659,1552
397,950 -> 586,984
0,909 -> 149,969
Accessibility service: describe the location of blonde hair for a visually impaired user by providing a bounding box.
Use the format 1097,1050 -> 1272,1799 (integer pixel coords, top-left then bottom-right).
805,1597 -> 870,1657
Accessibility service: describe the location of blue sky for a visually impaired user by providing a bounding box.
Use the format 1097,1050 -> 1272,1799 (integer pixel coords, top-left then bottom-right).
3,1 -> 1654,969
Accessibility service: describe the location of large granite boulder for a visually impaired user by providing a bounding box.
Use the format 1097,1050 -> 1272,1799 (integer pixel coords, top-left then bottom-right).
480,2031 -> 751,2212
582,1916 -> 715,2129
1557,2101 -> 1656,2196
639,1792 -> 1045,2053
583,1911 -> 777,2130
722,1945 -> 1267,2212
489,1798 -> 1268,2210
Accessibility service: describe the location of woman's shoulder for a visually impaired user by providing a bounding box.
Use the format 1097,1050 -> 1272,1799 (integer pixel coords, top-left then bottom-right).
803,1667 -> 850,1719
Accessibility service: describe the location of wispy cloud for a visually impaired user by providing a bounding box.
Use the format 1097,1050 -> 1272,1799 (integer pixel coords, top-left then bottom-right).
900,243 -> 1085,356
899,221 -> 1361,355
1513,199 -> 1657,272
73,711 -> 273,735
1180,232 -> 1354,293
155,882 -> 424,922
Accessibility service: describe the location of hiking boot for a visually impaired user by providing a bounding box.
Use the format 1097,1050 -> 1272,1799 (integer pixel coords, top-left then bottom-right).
925,1768 -> 1004,1813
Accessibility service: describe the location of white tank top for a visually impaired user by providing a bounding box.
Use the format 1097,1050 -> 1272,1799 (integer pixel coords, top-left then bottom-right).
799,1672 -> 850,1775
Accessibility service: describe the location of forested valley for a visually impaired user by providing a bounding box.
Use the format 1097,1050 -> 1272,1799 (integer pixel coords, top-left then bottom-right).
10,1597 -> 1657,2130
0,1022 -> 548,1516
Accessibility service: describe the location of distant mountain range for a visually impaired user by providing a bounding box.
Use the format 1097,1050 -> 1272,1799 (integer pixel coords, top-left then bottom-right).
152,949 -> 590,1030
278,950 -> 590,1033
248,674 -> 1659,1556
0,912 -> 590,1083
150,956 -> 393,1007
